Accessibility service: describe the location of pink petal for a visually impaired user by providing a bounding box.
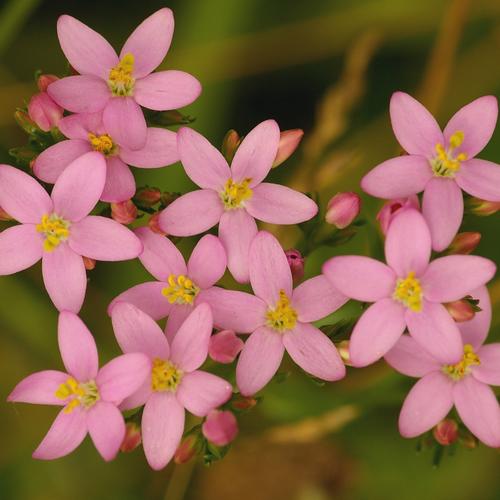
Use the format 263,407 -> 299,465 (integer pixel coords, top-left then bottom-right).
7,370 -> 69,405
283,323 -> 345,381
361,156 -> 433,198
453,376 -> 500,447
187,234 -> 227,289
33,140 -> 92,184
384,334 -> 441,377
164,304 -> 192,343
48,76 -> 110,113
0,164 -> 52,223
457,286 -> 491,349
135,227 -> 186,281
32,407 -> 87,460
159,189 -> 223,236
292,275 -> 348,322
142,392 -> 184,470
58,111 -> 103,140
322,256 -> 396,302
111,302 -> 169,359
100,157 -> 135,203
236,326 -> 285,396
119,378 -> 152,411
422,255 -> 496,303
406,300 -> 463,364
0,224 -> 42,275
176,370 -> 232,416
385,208 -> 431,277
456,159 -> 500,202
120,8 -> 174,78
119,128 -> 179,168
218,209 -> 257,284
390,91 -> 443,157
398,372 -> 454,438
57,15 -> 118,79
102,97 -> 147,150
69,215 -> 142,261
134,71 -> 202,111
422,177 -> 463,252
473,344 -> 500,386
58,311 -> 98,381
349,298 -> 406,367
208,330 -> 244,364
42,245 -> 86,313
87,401 -> 125,461
176,127 -> 231,190
51,151 -> 106,222
246,183 -> 318,224
231,120 -> 280,187
444,95 -> 498,158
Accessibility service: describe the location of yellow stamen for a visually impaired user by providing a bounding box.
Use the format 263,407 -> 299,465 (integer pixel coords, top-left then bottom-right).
55,377 -> 100,413
162,274 -> 200,305
36,213 -> 70,252
431,130 -> 467,177
108,53 -> 135,96
220,178 -> 253,209
443,344 -> 481,381
88,133 -> 116,156
151,358 -> 183,392
266,290 -> 298,332
393,271 -> 423,312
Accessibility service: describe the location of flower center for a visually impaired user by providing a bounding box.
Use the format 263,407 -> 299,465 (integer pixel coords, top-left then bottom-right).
442,344 -> 481,381
220,178 -> 253,209
266,290 -> 298,332
162,274 -> 200,305
151,358 -> 183,392
55,377 -> 100,413
393,271 -> 423,312
430,131 -> 467,178
108,53 -> 135,97
36,213 -> 71,252
88,133 -> 117,156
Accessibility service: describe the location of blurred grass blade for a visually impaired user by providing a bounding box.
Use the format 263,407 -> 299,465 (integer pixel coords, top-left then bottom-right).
0,0 -> 41,56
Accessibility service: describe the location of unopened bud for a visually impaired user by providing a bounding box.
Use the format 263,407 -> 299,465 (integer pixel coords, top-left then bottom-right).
83,256 -> 96,271
459,431 -> 478,449
174,434 -> 199,464
285,249 -> 305,283
467,198 -> 500,216
0,206 -> 12,221
111,200 -> 137,225
231,395 -> 257,411
202,410 -> 238,447
120,422 -> 142,452
448,232 -> 481,255
376,195 -> 419,235
14,109 -> 37,134
28,92 -> 63,132
209,330 -> 244,364
325,192 -> 361,229
445,299 -> 475,323
433,419 -> 458,446
222,129 -> 241,163
337,340 -> 353,366
160,192 -> 179,208
37,74 -> 59,92
148,212 -> 166,235
272,129 -> 304,168
134,187 -> 161,207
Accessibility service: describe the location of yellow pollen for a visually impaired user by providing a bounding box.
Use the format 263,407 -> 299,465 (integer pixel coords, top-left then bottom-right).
161,274 -> 200,305
88,133 -> 116,156
108,53 -> 135,96
151,358 -> 183,392
36,213 -> 70,252
443,344 -> 481,381
393,271 -> 423,312
266,290 -> 298,332
220,178 -> 253,209
431,130 -> 468,177
55,377 -> 100,413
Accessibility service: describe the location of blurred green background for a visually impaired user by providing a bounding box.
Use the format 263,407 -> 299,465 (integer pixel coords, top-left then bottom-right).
1,0 -> 500,498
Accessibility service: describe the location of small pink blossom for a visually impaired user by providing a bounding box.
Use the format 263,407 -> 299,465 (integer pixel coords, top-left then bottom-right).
325,192 -> 361,229
28,92 -> 63,132
209,330 -> 244,364
202,410 -> 238,446
376,194 -> 419,236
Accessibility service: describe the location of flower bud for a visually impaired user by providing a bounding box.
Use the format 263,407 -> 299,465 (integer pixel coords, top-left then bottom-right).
272,129 -> 304,168
433,419 -> 458,446
467,198 -> 500,216
202,410 -> 238,447
285,249 -> 305,283
148,212 -> 166,235
160,192 -> 179,208
14,109 -> 37,134
0,206 -> 12,221
231,395 -> 257,411
209,330 -> 244,364
37,74 -> 59,92
174,434 -> 199,464
134,187 -> 161,207
337,340 -> 353,366
83,256 -> 96,271
222,129 -> 241,163
325,192 -> 361,229
445,299 -> 475,323
448,232 -> 481,255
120,422 -> 142,452
28,92 -> 63,132
111,200 -> 137,225
376,195 -> 419,235
459,431 -> 478,449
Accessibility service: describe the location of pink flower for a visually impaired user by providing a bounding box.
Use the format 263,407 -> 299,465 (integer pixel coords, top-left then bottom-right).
202,410 -> 238,446
48,9 -> 201,150
110,302 -> 232,470
159,121 -> 318,282
202,231 -> 348,395
325,192 -> 361,229
7,312 -> 151,461
0,152 -> 142,313
108,228 -> 226,341
323,209 -> 496,367
209,330 -> 244,364
362,93 -> 500,250
376,194 -> 419,236
385,286 -> 500,447
28,92 -> 63,132
33,111 -> 178,202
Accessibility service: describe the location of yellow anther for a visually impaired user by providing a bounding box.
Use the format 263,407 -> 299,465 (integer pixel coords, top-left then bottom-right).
443,344 -> 481,381
220,178 -> 253,209
108,53 -> 135,96
151,358 -> 183,392
36,213 -> 71,252
55,377 -> 100,413
393,271 -> 423,312
88,133 -> 116,156
162,274 -> 200,305
449,131 -> 464,149
431,130 -> 467,177
266,290 -> 298,332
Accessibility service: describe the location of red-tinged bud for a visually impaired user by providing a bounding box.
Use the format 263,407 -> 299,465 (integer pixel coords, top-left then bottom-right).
325,192 -> 361,229
467,198 -> 500,216
376,195 -> 420,235
459,431 -> 478,449
148,212 -> 166,235
222,129 -> 241,163
160,192 -> 179,208
135,187 -> 161,207
337,340 -> 352,366
28,92 -> 63,132
14,109 -> 37,134
120,422 -> 142,453
202,410 -> 238,447
285,249 -> 305,283
37,74 -> 59,92
231,395 -> 257,411
209,330 -> 244,364
174,434 -> 199,464
272,129 -> 304,168
448,232 -> 481,255
0,206 -> 12,221
111,200 -> 137,225
444,299 -> 475,323
433,419 -> 459,446
83,257 -> 96,271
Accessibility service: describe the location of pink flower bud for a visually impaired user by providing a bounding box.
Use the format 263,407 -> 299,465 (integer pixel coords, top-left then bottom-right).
174,435 -> 198,464
111,200 -> 137,225
37,74 -> 59,92
433,419 -> 458,446
325,192 -> 361,229
337,340 -> 352,366
0,206 -> 12,221
376,195 -> 420,235
148,212 -> 166,235
444,299 -> 475,323
272,129 -> 304,168
209,330 -> 244,364
82,256 -> 96,271
285,249 -> 305,283
120,422 -> 142,453
28,92 -> 63,132
135,187 -> 161,207
448,232 -> 481,255
202,410 -> 238,447
222,129 -> 241,163
468,198 -> 500,216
